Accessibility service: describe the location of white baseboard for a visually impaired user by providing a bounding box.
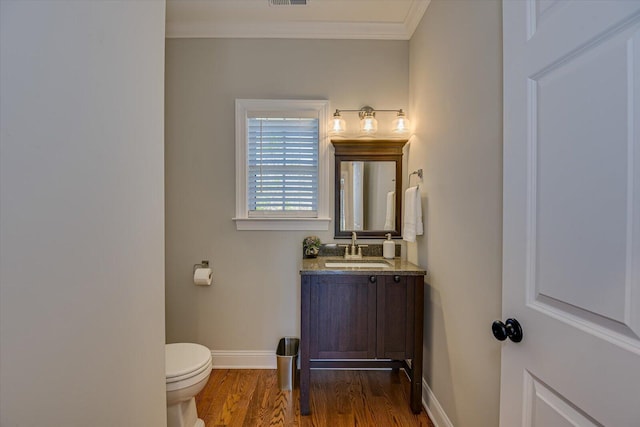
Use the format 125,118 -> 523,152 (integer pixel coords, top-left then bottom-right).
422,377 -> 454,427
210,350 -> 276,369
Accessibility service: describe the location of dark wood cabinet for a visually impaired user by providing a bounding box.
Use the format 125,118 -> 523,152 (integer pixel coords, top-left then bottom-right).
377,274 -> 414,359
309,275 -> 377,359
300,272 -> 424,416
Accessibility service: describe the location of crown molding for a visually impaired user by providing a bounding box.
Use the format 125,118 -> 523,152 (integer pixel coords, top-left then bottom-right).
166,0 -> 431,40
404,0 -> 431,39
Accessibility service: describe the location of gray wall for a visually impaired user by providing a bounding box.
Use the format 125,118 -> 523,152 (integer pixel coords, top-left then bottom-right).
0,1 -> 166,425
165,39 -> 408,351
409,1 -> 503,426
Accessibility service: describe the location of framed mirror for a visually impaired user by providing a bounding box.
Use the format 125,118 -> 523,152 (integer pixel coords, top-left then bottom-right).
332,138 -> 408,239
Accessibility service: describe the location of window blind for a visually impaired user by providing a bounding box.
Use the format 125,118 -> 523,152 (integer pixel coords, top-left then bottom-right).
248,117 -> 319,216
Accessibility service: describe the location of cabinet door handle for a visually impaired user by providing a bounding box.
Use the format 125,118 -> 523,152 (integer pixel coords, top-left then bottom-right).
393,275 -> 401,283
369,276 -> 376,283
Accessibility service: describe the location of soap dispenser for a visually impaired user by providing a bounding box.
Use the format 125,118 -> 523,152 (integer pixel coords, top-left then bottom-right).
383,233 -> 395,259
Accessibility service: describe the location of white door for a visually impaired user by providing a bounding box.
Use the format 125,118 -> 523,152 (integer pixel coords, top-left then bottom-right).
501,1 -> 640,426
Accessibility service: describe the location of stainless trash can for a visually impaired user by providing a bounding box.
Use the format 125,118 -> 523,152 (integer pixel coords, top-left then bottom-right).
276,337 -> 299,390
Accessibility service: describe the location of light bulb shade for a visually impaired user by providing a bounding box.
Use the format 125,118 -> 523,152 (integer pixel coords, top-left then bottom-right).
392,112 -> 411,135
391,117 -> 411,135
360,113 -> 378,135
330,115 -> 346,135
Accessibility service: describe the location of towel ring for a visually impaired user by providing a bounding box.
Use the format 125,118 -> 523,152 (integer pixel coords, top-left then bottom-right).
408,169 -> 423,188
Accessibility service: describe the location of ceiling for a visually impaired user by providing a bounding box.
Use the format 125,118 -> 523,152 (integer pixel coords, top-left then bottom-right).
166,0 -> 431,40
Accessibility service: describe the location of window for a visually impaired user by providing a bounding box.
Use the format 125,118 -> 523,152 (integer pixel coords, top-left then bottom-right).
248,117 -> 318,216
234,99 -> 331,230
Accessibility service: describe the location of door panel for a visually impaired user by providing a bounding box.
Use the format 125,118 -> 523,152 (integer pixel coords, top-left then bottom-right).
376,275 -> 414,359
523,372 -> 602,427
502,1 -> 640,426
309,275 -> 376,359
530,9 -> 640,334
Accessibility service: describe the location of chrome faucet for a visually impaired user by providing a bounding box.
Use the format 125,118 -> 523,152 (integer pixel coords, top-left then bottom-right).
351,232 -> 357,252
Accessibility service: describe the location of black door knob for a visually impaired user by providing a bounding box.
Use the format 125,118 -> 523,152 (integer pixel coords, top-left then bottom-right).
492,318 -> 523,343
369,276 -> 376,283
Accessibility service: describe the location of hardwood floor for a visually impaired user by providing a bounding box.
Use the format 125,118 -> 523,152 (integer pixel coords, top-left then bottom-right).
195,369 -> 435,427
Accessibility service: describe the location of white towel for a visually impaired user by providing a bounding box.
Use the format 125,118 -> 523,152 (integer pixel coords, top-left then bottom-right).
383,191 -> 395,230
402,186 -> 423,242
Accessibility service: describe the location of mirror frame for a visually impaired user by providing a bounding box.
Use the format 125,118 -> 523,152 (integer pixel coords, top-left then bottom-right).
332,138 -> 408,239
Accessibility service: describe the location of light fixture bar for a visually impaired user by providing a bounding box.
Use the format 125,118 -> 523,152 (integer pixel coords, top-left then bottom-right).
330,106 -> 411,136
333,107 -> 404,114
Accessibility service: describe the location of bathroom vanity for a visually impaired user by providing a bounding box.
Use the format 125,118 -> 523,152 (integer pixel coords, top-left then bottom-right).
299,257 -> 426,415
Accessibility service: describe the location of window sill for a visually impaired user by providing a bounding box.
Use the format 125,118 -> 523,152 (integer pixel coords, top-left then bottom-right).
233,217 -> 331,231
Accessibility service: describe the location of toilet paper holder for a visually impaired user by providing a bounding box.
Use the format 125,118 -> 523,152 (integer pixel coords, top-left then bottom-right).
193,260 -> 209,273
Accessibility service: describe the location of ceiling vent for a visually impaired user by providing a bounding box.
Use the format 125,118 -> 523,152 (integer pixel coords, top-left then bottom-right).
269,0 -> 308,6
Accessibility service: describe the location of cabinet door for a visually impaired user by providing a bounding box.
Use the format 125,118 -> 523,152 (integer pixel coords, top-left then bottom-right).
376,275 -> 415,359
309,275 -> 377,359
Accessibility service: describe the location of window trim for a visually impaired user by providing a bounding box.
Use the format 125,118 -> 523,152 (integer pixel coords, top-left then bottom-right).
234,99 -> 331,231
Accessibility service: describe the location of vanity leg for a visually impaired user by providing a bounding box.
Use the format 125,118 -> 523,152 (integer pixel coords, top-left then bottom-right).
300,360 -> 310,415
410,277 -> 424,414
300,276 -> 311,415
410,367 -> 422,414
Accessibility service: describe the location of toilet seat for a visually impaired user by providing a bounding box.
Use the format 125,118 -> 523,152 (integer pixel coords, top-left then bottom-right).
166,343 -> 212,385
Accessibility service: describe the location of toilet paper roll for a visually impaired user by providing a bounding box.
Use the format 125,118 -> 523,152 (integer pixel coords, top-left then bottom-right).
194,268 -> 212,286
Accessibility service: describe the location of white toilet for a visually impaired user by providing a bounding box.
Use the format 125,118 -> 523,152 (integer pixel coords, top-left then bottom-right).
165,343 -> 212,427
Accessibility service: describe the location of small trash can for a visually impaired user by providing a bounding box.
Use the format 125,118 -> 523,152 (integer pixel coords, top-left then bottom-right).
276,337 -> 299,390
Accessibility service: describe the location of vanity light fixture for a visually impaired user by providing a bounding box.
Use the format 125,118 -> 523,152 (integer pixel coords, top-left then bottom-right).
391,109 -> 411,135
330,110 -> 346,135
359,107 -> 378,135
329,106 -> 411,136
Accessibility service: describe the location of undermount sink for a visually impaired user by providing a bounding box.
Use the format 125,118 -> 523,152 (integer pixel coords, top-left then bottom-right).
324,260 -> 392,268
